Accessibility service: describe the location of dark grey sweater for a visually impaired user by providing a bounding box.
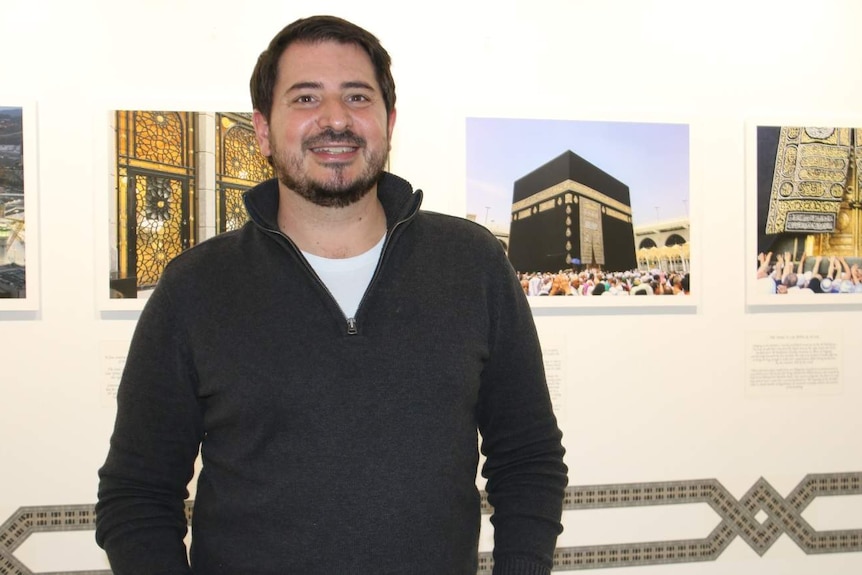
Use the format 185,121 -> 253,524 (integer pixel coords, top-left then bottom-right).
96,173 -> 567,574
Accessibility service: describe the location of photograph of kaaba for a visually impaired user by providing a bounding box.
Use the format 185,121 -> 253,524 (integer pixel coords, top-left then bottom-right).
466,117 -> 690,299
108,110 -> 273,299
0,106 -> 26,299
754,126 -> 862,297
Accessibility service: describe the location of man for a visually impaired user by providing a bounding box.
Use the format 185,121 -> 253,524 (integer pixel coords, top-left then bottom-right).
96,15 -> 567,575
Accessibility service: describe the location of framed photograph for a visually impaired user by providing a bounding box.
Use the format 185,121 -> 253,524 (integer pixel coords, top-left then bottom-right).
466,117 -> 694,310
96,108 -> 272,311
0,103 -> 39,311
746,122 -> 862,307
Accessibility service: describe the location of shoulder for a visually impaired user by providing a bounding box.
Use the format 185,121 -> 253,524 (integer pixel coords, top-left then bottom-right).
169,228 -> 245,266
412,211 -> 511,270
158,227 -> 253,291
407,211 -> 518,291
414,210 -> 502,247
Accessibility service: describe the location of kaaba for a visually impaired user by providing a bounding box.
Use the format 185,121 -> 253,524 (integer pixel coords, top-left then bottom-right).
508,150 -> 637,273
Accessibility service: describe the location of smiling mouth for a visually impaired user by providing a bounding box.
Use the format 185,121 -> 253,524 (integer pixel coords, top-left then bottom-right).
305,128 -> 365,154
311,146 -> 358,154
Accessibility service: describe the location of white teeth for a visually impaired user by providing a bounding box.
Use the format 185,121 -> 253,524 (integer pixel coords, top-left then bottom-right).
315,147 -> 354,153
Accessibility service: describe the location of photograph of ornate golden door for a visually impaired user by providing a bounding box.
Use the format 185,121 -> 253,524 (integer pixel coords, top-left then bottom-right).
765,127 -> 862,257
116,111 -> 195,291
215,112 -> 273,234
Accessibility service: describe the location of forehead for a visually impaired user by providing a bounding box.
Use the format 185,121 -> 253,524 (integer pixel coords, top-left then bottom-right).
276,40 -> 378,89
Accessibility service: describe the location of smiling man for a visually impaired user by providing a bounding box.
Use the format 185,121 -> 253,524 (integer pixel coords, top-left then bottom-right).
96,15 -> 567,575
254,38 -> 393,259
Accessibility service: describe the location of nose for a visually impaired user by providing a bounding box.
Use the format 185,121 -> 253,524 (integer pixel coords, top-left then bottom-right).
316,98 -> 351,132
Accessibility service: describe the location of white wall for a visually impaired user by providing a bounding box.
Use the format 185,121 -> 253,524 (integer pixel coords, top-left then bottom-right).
1,0 -> 861,573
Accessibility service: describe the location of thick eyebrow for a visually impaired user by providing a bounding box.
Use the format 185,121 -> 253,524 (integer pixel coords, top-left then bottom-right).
341,81 -> 376,92
285,80 -> 376,94
286,81 -> 323,93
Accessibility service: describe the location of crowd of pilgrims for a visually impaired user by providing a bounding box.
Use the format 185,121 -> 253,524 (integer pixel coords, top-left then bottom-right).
755,252 -> 862,294
518,269 -> 691,296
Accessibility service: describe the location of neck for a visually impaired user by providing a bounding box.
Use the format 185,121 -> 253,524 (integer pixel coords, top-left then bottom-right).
277,186 -> 387,259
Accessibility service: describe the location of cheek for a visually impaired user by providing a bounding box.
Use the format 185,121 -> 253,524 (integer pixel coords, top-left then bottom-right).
271,116 -> 315,149
357,113 -> 392,141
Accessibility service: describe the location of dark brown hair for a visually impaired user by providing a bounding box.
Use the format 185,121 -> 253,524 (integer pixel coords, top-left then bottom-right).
250,15 -> 396,121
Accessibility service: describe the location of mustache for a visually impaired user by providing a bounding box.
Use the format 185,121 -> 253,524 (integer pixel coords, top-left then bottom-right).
303,128 -> 366,150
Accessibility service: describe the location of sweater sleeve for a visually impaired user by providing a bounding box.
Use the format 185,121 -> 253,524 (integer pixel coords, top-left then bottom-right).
95,280 -> 203,574
476,253 -> 568,575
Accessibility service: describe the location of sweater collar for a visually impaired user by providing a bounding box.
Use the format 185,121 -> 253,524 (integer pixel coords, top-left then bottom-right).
242,172 -> 423,233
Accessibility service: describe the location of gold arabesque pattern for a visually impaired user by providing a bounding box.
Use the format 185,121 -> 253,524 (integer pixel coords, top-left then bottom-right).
116,111 -> 195,291
216,113 -> 273,233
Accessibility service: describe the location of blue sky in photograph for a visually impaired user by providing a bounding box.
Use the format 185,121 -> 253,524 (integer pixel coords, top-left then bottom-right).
466,117 -> 690,231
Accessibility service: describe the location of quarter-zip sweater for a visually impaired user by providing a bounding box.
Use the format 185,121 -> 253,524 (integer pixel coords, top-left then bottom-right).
96,173 -> 567,575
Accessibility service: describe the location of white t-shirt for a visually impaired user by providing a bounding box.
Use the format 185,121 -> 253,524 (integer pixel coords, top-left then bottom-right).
302,234 -> 385,319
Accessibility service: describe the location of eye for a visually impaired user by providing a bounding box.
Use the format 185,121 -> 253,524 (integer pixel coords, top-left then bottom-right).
346,94 -> 371,104
293,94 -> 317,105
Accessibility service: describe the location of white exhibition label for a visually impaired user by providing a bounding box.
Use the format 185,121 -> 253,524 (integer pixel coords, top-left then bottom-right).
101,340 -> 128,406
745,331 -> 842,397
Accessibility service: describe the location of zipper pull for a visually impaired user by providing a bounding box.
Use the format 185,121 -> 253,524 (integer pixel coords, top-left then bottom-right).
346,317 -> 358,335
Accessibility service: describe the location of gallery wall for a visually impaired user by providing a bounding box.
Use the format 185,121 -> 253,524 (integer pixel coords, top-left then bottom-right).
2,0 -> 861,573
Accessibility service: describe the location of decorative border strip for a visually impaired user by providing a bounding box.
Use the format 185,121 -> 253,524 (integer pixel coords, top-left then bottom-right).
1,505 -> 107,575
480,472 -> 862,572
2,474 -> 860,574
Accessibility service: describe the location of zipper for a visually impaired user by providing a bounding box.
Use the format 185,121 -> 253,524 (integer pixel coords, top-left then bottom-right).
253,190 -> 422,336
347,193 -> 422,332
258,226 -> 354,331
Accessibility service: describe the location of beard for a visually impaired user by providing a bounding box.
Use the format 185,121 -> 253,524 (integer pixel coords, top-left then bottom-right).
269,127 -> 388,208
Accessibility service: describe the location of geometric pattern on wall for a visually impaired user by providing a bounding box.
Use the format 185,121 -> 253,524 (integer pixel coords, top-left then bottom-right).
0,503 -> 193,575
481,471 -> 862,572
2,474 -> 860,574
1,505 -> 106,575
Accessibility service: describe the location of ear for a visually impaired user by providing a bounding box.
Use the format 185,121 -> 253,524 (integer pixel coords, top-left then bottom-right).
252,110 -> 272,157
386,107 -> 397,144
